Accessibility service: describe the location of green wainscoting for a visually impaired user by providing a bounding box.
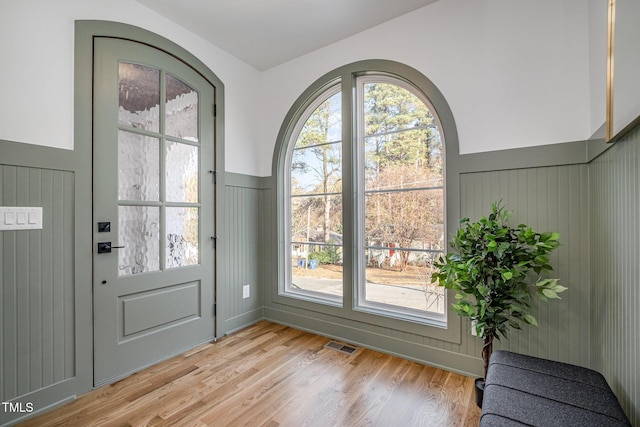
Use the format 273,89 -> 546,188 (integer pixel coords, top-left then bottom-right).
590,125 -> 640,426
263,140 -> 594,377
0,138 -> 92,427
1,165 -> 75,401
219,173 -> 267,334
3,127 -> 639,425
460,165 -> 590,365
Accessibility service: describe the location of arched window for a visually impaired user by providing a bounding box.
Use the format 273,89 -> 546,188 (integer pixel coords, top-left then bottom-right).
276,61 -> 456,328
285,84 -> 343,303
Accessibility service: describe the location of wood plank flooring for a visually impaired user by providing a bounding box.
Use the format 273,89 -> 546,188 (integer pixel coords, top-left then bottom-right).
20,321 -> 481,427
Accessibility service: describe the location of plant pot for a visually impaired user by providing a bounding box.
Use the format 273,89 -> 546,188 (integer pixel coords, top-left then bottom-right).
474,378 -> 485,408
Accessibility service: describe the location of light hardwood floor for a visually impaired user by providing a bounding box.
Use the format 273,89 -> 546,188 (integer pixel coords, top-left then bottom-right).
20,321 -> 482,426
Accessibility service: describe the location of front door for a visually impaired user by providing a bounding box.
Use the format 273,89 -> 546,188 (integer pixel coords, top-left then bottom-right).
92,37 -> 216,386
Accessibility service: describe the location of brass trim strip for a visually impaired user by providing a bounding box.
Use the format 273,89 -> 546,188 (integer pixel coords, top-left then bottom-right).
606,0 -> 616,142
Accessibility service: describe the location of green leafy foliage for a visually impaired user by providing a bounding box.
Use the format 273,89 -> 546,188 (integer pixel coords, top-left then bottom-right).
308,243 -> 341,265
431,202 -> 567,345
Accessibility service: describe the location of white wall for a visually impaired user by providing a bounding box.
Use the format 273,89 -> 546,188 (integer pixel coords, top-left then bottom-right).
259,0 -> 593,177
589,0 -> 608,137
0,0 -> 601,177
0,0 -> 262,175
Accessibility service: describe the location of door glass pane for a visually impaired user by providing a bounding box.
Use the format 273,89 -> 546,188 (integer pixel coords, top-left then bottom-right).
118,63 -> 160,132
118,206 -> 160,276
166,207 -> 199,268
118,131 -> 160,201
166,142 -> 199,203
166,74 -> 198,142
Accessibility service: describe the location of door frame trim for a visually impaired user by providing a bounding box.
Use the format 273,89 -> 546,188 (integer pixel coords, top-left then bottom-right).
75,20 -> 225,393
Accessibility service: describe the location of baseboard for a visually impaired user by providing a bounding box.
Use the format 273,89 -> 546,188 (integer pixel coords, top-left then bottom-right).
220,308 -> 265,336
0,379 -> 76,427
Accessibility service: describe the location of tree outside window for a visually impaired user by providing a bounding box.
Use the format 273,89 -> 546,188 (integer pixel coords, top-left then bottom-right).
284,73 -> 446,322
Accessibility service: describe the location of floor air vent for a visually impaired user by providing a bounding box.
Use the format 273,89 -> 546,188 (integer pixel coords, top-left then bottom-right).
324,341 -> 358,355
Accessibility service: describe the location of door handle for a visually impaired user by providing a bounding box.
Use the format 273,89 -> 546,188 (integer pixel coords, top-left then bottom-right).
97,242 -> 125,254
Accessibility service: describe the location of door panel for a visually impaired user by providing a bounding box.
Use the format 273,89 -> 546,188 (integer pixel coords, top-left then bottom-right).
93,38 -> 216,386
120,281 -> 201,337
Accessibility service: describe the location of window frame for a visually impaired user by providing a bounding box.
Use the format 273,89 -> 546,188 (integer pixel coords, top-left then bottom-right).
272,60 -> 461,343
354,74 -> 447,326
282,81 -> 344,307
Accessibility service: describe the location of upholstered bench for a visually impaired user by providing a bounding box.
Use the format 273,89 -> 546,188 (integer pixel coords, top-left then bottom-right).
480,350 -> 631,426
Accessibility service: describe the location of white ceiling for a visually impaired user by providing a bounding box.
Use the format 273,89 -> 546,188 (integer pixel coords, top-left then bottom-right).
136,0 -> 440,70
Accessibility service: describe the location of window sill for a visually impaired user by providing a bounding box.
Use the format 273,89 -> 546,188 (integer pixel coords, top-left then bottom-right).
354,302 -> 447,329
279,288 -> 343,309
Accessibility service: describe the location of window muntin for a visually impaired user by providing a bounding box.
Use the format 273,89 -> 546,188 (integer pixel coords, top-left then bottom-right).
357,77 -> 445,323
286,86 -> 343,302
117,62 -> 202,275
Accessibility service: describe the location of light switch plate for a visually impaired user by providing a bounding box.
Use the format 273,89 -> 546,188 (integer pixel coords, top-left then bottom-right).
0,207 -> 43,230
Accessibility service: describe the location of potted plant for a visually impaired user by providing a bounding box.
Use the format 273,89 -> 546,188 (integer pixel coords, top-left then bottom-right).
431,202 -> 567,407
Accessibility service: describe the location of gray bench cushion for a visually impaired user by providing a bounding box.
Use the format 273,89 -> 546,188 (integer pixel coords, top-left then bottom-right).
480,350 -> 631,427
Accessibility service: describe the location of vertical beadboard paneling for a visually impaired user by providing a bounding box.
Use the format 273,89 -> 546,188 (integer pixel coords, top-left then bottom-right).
459,164 -> 590,368
221,176 -> 265,333
264,161 -> 591,377
0,165 -> 75,402
590,126 -> 640,426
